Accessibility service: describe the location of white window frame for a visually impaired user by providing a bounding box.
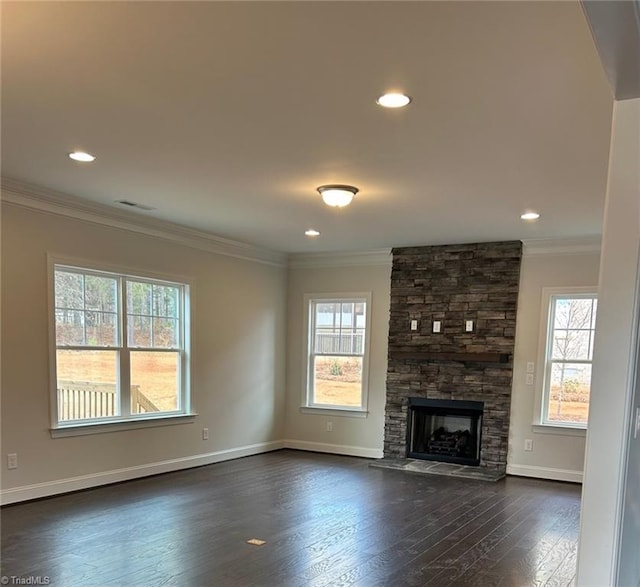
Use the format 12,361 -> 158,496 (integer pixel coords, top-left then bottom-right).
301,292 -> 372,417
534,286 -> 597,432
48,255 -> 195,437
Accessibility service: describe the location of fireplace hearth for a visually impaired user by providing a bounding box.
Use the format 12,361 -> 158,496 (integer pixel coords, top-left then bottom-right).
408,398 -> 483,466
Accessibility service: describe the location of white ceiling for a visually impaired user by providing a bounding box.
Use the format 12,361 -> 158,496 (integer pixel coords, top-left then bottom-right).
1,1 -> 613,254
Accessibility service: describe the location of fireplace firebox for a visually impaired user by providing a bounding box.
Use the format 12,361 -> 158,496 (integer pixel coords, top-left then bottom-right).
408,398 -> 484,466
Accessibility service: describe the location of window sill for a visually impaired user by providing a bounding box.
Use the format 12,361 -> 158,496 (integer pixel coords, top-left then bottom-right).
532,423 -> 587,437
299,406 -> 369,418
50,413 -> 198,438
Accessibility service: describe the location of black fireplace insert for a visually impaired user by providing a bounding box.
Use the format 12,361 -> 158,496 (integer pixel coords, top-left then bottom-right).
407,398 -> 484,466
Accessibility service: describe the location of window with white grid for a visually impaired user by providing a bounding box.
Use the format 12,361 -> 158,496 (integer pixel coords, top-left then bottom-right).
304,294 -> 370,411
52,263 -> 190,427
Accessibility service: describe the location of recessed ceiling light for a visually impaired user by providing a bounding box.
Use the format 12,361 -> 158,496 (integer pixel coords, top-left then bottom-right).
305,229 -> 320,237
521,211 -> 541,221
376,93 -> 411,108
317,185 -> 358,208
68,151 -> 96,162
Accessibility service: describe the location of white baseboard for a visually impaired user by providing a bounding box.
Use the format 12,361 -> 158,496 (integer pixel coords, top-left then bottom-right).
506,463 -> 583,483
0,440 -> 285,505
284,439 -> 383,459
1,440 -> 385,505
1,446 -> 582,505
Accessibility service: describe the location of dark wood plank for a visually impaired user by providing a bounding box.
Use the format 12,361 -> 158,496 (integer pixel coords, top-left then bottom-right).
456,493 -> 580,586
0,450 -> 581,587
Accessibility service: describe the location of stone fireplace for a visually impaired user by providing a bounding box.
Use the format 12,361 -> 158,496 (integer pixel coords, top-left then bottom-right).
384,241 -> 522,476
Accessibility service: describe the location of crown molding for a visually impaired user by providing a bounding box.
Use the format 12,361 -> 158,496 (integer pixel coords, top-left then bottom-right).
522,236 -> 601,257
289,238 -> 601,268
288,249 -> 392,269
1,178 -> 287,267
1,178 -> 601,268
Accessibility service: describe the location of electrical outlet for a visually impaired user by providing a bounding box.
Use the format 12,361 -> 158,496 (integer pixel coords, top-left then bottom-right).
326,421 -> 333,432
432,320 -> 441,333
410,320 -> 418,331
465,320 -> 474,333
524,439 -> 533,452
7,453 -> 17,469
526,374 -> 534,385
202,428 -> 209,440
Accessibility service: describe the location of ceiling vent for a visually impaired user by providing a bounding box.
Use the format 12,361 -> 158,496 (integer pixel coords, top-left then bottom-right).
115,200 -> 155,211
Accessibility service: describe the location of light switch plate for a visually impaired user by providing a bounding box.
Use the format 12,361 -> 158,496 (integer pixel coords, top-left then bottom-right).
526,362 -> 535,373
465,320 -> 474,333
432,320 -> 441,333
526,374 -> 534,385
410,320 -> 418,331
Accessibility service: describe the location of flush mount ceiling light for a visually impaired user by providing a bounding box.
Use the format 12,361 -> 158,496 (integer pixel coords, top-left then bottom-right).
68,151 -> 96,162
376,92 -> 411,108
521,211 -> 541,221
305,229 -> 320,237
317,184 -> 358,208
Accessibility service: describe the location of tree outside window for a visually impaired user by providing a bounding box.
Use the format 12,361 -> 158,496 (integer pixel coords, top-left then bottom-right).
543,294 -> 597,426
53,264 -> 189,426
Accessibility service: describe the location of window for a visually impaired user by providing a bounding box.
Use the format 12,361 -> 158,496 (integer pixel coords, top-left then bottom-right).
539,289 -> 597,428
304,294 -> 371,412
51,263 -> 190,429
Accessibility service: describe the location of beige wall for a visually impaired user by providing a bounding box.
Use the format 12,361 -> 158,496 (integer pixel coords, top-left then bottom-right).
284,251 -> 601,479
507,251 -> 600,482
1,198 -> 609,505
284,261 -> 391,456
1,203 -> 287,498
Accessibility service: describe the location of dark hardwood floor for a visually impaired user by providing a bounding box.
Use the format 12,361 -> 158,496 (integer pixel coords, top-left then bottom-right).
1,450 -> 581,587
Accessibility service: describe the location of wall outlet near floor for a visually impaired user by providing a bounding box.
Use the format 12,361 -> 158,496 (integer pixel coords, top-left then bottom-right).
326,421 -> 333,432
202,428 -> 209,440
7,453 -> 17,469
524,439 -> 533,452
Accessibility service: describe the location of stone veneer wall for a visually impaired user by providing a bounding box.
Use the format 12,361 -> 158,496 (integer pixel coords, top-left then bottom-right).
384,241 -> 522,472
